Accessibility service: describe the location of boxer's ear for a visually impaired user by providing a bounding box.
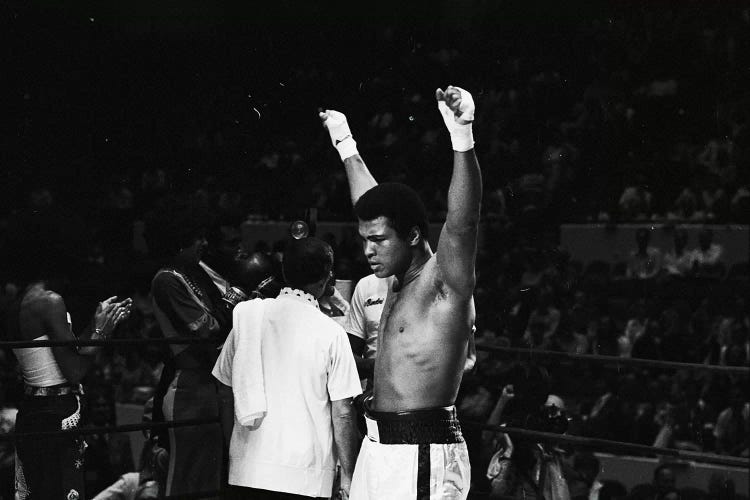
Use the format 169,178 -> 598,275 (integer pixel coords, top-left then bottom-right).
407,227 -> 421,247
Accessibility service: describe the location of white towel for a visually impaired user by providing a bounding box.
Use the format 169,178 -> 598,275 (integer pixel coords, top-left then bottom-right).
231,298 -> 267,426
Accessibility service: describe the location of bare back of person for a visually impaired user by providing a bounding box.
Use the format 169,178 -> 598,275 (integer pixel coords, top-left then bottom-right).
373,256 -> 474,412
17,286 -> 59,341
12,282 -> 129,383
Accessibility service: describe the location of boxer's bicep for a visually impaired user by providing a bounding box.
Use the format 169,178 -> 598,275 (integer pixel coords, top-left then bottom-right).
438,148 -> 481,296
437,223 -> 478,296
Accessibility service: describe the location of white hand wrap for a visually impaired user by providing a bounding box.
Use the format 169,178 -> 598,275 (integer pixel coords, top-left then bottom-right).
322,109 -> 359,161
437,87 -> 475,152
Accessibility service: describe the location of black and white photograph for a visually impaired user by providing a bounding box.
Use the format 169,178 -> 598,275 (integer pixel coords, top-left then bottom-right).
0,1 -> 748,499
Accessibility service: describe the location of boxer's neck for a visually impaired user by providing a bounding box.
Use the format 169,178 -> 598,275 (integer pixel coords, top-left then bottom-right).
393,251 -> 430,292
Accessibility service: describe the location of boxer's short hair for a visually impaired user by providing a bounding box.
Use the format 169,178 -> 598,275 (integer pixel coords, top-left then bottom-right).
282,237 -> 333,289
354,182 -> 429,240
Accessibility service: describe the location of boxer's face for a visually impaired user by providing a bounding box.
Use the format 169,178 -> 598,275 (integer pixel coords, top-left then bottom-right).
358,216 -> 412,278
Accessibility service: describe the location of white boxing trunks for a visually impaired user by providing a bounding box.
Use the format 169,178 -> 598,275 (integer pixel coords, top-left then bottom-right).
350,399 -> 471,500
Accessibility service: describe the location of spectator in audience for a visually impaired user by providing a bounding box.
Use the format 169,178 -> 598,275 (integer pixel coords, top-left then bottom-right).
670,377 -> 717,452
0,403 -> 17,500
668,187 -> 701,221
588,315 -> 620,357
564,451 -> 602,500
485,364 -> 570,499
549,319 -> 589,355
730,184 -> 750,223
626,228 -> 662,280
618,300 -> 648,358
92,434 -> 168,500
713,383 -> 750,457
662,228 -> 693,277
596,480 -> 628,500
629,463 -> 677,500
631,319 -> 665,361
523,286 -> 561,347
706,473 -> 738,500
583,370 -> 629,441
618,175 -> 653,221
84,386 -> 136,495
691,228 -> 725,278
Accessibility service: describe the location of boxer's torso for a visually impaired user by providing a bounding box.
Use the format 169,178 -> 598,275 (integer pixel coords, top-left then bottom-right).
372,256 -> 474,412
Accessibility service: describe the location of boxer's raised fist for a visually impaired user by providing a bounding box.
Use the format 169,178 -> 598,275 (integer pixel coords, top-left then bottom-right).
435,85 -> 475,152
436,85 -> 475,125
319,109 -> 359,161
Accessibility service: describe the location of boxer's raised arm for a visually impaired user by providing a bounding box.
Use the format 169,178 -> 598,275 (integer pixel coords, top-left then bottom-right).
435,86 -> 482,297
320,109 -> 377,205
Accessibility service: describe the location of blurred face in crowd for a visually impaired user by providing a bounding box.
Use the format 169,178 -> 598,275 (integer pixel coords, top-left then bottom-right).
698,229 -> 713,250
358,216 -> 415,278
654,466 -> 676,494
216,225 -> 243,263
178,235 -> 208,266
636,228 -> 650,251
673,230 -> 688,252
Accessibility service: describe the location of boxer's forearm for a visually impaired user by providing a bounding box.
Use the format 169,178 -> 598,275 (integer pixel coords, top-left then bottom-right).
343,154 -> 377,205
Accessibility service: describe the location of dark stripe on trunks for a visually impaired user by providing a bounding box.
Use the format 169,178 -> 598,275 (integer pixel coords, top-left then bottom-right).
417,443 -> 430,499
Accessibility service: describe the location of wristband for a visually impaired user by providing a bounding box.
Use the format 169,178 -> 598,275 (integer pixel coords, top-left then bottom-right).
449,125 -> 474,153
436,87 -> 476,152
335,136 -> 359,161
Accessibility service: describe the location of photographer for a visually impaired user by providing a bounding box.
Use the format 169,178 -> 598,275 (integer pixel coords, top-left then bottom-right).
485,363 -> 571,500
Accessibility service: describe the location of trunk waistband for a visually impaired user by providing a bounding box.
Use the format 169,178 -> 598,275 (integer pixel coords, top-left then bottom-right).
363,396 -> 464,445
24,384 -> 83,397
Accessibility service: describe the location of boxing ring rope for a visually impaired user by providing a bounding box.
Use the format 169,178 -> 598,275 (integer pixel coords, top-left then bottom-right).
2,336 -> 219,349
462,423 -> 749,469
473,344 -> 750,375
5,417 -> 219,440
2,336 -> 747,498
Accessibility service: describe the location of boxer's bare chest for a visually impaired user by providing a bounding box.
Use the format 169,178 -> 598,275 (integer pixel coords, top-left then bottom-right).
373,265 -> 470,410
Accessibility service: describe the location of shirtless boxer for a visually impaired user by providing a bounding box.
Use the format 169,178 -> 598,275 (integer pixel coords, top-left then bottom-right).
320,85 -> 481,499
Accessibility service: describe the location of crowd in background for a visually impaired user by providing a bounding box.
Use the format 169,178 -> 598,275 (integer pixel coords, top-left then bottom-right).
1,1 -> 749,499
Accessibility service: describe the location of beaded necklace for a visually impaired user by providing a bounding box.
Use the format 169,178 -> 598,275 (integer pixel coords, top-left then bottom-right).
169,266 -> 205,300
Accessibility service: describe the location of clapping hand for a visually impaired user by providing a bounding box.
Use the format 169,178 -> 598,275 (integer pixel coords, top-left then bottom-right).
94,296 -> 133,337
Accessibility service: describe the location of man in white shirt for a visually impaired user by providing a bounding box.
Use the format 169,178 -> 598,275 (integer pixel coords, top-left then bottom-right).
344,273 -> 392,386
212,237 -> 362,500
